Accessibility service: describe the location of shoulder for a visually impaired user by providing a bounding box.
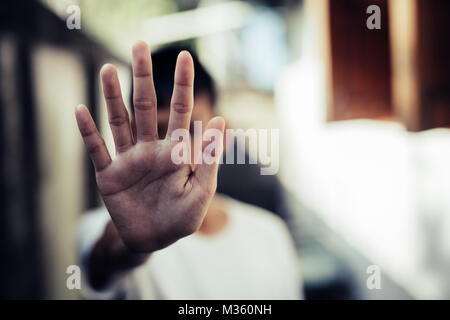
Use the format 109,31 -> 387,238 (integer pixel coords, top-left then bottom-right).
78,207 -> 110,239
223,196 -> 303,292
77,207 -> 111,258
223,195 -> 292,243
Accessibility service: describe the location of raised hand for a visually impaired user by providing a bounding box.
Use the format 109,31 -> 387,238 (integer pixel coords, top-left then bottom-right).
75,41 -> 225,253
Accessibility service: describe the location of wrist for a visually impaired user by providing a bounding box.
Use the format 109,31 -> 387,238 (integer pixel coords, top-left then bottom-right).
88,221 -> 150,289
103,221 -> 151,268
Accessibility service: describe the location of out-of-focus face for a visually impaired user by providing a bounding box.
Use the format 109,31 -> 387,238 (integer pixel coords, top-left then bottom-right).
157,93 -> 214,139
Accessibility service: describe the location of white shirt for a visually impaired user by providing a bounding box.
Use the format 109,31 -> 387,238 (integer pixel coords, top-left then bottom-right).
78,196 -> 303,300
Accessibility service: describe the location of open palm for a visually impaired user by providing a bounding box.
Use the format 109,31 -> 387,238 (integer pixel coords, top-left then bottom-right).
75,41 -> 225,253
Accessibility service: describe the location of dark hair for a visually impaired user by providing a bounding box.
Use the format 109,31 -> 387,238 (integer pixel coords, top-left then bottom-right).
130,46 -> 217,109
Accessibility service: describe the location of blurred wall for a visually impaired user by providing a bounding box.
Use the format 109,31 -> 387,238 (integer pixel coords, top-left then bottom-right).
32,46 -> 86,299
0,0 -> 128,299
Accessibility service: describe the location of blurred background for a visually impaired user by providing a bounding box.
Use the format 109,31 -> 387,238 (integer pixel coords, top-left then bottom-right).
1,0 -> 450,299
